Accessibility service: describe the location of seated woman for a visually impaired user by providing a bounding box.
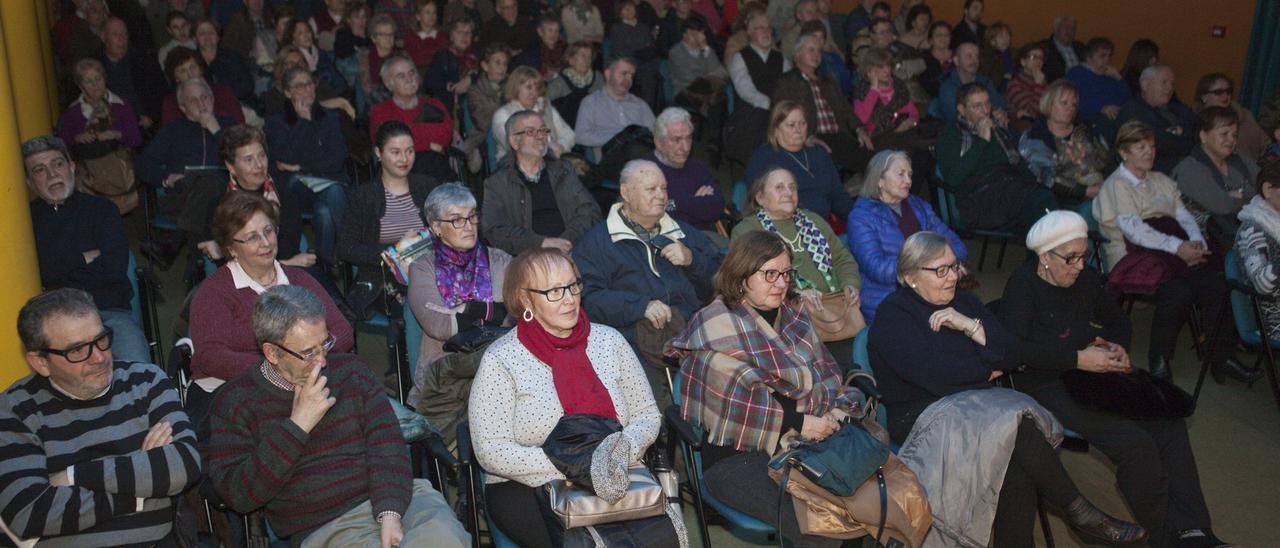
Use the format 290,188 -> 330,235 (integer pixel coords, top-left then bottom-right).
468,249 -> 668,547
491,66 -> 576,162
560,0 -> 604,45
1236,160 -> 1280,339
919,21 -> 952,98
279,15 -> 347,96
1001,210 -> 1228,547
188,192 -> 354,424
370,55 -> 456,181
264,67 -> 351,266
847,150 -> 965,322
1094,120 -> 1253,383
852,47 -> 921,149
423,18 -> 478,112
546,41 -> 604,127
336,121 -> 440,311
333,1 -> 371,66
1194,72 -> 1270,162
669,231 -> 928,547
462,44 -> 510,172
1172,106 -> 1261,247
194,18 -> 254,103
1005,42 -> 1047,122
869,231 -> 1145,547
1066,37 -> 1130,123
57,58 -> 143,212
404,0 -> 448,70
262,45 -> 357,119
1018,80 -> 1110,208
407,182 -> 512,404
358,14 -> 404,110
160,47 -> 246,125
745,100 -> 853,220
731,166 -> 861,370
977,21 -> 1013,90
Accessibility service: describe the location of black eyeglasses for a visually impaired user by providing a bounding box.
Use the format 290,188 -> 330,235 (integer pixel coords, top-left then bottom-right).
232,224 -> 278,246
41,328 -> 113,363
525,279 -> 584,302
919,263 -> 963,278
1049,250 -> 1086,265
436,212 -> 479,229
514,128 -> 552,138
757,268 -> 797,283
272,332 -> 337,363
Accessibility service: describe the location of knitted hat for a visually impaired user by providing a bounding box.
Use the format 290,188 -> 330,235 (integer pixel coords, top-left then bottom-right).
1026,210 -> 1088,255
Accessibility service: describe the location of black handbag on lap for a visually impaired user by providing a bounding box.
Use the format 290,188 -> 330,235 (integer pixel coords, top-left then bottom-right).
1061,369 -> 1195,419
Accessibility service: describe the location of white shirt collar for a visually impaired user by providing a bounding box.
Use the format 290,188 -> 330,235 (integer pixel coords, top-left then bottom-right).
228,260 -> 290,294
1117,164 -> 1147,187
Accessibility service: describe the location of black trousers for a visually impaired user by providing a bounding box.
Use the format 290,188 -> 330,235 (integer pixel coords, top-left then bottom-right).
816,130 -> 873,175
1032,384 -> 1212,547
989,418 -> 1082,547
1149,266 -> 1238,367
486,481 -> 557,548
702,452 -> 844,548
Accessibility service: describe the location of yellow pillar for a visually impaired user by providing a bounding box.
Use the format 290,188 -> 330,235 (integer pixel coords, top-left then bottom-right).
0,14 -> 45,390
33,0 -> 61,123
0,0 -> 55,139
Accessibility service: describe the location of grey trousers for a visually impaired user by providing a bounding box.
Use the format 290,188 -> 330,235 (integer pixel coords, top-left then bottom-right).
300,480 -> 470,547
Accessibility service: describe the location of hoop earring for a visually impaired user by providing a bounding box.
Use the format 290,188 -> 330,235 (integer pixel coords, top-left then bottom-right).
522,309 -> 534,322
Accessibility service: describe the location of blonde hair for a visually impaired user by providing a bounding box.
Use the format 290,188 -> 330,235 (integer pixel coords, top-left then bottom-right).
766,100 -> 806,150
503,66 -> 546,103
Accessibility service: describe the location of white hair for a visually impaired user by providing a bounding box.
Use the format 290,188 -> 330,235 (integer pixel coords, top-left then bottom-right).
654,107 -> 693,139
619,159 -> 662,187
1140,63 -> 1172,84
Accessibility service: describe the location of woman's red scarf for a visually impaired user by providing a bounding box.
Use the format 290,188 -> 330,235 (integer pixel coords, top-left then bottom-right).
517,309 -> 617,419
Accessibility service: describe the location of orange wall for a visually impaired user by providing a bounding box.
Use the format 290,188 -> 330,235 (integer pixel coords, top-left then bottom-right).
832,0 -> 1256,101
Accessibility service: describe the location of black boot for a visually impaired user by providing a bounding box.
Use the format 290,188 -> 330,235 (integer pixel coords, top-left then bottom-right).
1149,356 -> 1172,382
1064,496 -> 1147,545
1210,357 -> 1263,384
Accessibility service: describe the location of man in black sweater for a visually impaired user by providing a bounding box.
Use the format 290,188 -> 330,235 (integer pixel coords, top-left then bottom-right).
23,135 -> 151,364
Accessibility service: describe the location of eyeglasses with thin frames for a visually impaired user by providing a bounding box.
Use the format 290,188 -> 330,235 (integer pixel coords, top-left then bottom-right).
436,212 -> 479,229
1049,250 -> 1086,265
272,332 -> 337,363
919,263 -> 963,278
515,127 -> 552,139
525,279 -> 584,302
232,224 -> 279,246
41,328 -> 113,363
757,268 -> 797,283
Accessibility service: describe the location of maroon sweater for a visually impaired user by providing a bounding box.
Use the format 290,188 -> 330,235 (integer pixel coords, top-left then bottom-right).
189,264 -> 354,381
205,354 -> 411,543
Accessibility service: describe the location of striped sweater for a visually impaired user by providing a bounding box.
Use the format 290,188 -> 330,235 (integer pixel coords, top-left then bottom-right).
205,354 -> 411,544
0,361 -> 201,547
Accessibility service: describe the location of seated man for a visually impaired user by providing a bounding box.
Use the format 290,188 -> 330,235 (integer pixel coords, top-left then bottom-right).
574,159 -> 720,400
772,32 -> 873,173
482,110 -> 602,255
137,78 -> 232,189
667,17 -> 729,123
205,285 -> 469,547
644,107 -> 727,238
512,14 -> 565,77
479,0 -> 537,55
98,16 -> 166,130
23,136 -> 150,364
160,47 -> 246,126
656,0 -> 709,57
375,55 -> 457,181
1065,37 -> 1129,122
937,83 -> 1057,233
0,288 -> 201,545
575,57 -> 657,148
1039,15 -> 1083,83
1117,64 -> 1196,173
937,41 -> 1007,125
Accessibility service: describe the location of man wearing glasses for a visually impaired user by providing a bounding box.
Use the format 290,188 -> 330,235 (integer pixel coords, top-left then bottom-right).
23,135 -> 152,364
1,288 -> 202,546
481,110 -> 601,255
205,286 -> 469,548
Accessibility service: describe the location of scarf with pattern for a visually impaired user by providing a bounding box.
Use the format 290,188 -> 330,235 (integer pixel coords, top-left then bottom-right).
957,116 -> 1021,166
854,78 -> 910,137
666,298 -> 842,453
433,239 -> 493,308
227,176 -> 280,208
755,208 -> 835,290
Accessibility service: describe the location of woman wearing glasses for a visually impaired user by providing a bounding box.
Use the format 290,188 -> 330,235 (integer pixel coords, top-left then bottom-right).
338,121 -> 440,316
468,248 -> 662,547
999,211 -> 1225,547
868,231 -> 1145,547
189,191 -> 354,431
406,182 -> 512,404
1192,72 -> 1270,162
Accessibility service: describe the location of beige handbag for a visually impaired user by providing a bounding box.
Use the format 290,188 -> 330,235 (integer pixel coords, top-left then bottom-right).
546,466 -> 667,529
76,148 -> 138,215
806,292 -> 867,342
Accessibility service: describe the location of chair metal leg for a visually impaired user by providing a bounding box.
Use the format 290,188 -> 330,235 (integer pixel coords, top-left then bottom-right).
1247,299 -> 1280,413
978,236 -> 991,271
682,443 -> 712,548
1038,497 -> 1055,548
1192,301 -> 1230,407
995,237 -> 1009,269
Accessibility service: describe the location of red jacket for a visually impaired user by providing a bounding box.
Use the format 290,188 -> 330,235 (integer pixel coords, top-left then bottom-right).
369,96 -> 454,153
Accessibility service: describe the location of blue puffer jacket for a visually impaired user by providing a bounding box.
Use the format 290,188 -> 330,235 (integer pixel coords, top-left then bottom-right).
574,204 -> 722,339
845,194 -> 968,322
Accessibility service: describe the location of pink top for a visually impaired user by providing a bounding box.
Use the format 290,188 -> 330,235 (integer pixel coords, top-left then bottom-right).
852,86 -> 920,134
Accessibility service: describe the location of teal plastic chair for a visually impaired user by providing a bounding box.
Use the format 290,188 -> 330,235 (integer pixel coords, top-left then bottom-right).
934,179 -> 1017,270
1201,249 -> 1280,411
1076,199 -> 1110,275
658,60 -> 674,105
731,180 -> 748,214
456,422 -> 525,548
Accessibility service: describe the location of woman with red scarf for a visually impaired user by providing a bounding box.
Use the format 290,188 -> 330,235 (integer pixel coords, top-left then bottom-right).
468,249 -> 662,547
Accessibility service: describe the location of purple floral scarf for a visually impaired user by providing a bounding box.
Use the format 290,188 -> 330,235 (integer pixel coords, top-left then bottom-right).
434,240 -> 493,308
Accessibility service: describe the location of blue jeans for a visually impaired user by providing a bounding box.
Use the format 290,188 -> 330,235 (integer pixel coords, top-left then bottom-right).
286,175 -> 348,264
101,308 -> 151,364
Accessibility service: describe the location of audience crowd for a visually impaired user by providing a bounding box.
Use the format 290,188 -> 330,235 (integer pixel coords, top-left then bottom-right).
6,0 -> 1279,546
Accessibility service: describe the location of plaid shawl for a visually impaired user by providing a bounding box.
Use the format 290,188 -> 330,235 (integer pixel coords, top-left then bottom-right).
666,298 -> 843,453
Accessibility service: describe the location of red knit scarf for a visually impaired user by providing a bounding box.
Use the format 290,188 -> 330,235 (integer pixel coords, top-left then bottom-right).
517,309 -> 617,419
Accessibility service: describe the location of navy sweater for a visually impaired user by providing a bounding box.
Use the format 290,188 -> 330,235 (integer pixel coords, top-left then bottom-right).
30,192 -> 132,310
744,144 -> 853,219
136,116 -> 230,185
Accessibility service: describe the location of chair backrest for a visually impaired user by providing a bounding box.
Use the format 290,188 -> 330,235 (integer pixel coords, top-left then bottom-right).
403,298 -> 423,380
850,327 -> 889,429
1223,248 -> 1264,345
485,130 -> 498,174
127,250 -> 143,325
460,94 -> 475,136
658,60 -> 674,105
731,180 -> 748,214
934,184 -> 961,229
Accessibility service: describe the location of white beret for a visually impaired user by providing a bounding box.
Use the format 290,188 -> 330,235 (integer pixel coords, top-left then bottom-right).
1026,210 -> 1088,255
